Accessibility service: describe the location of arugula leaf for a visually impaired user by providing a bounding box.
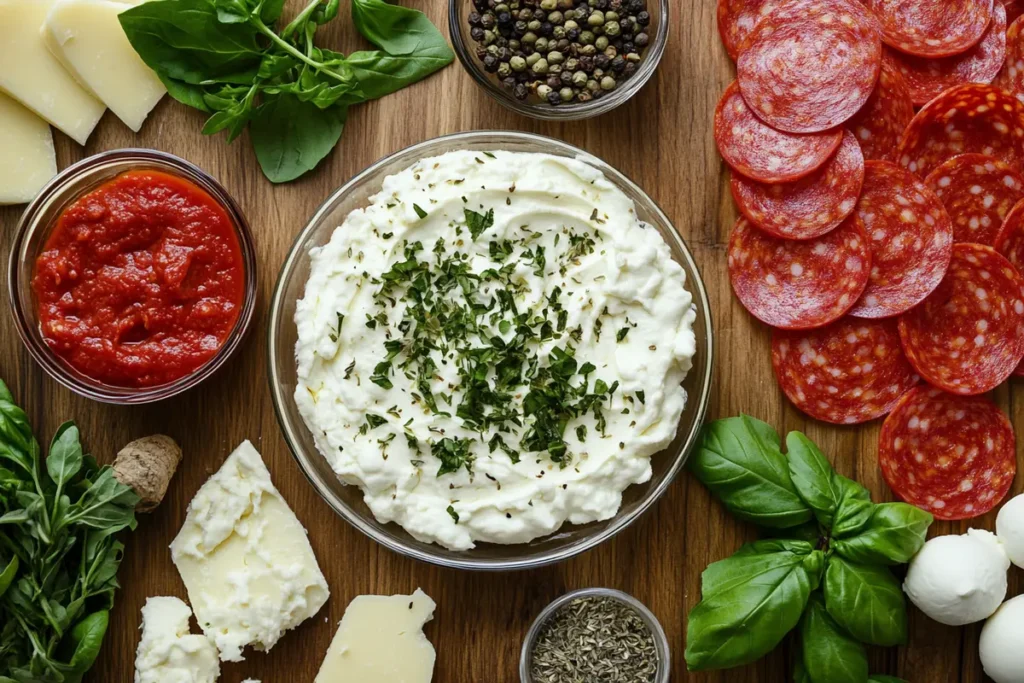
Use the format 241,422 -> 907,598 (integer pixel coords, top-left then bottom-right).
351,0 -> 454,57
250,95 -> 347,183
800,593 -> 869,683
830,476 -> 874,539
824,557 -> 907,647
832,503 -> 932,566
687,416 -> 813,529
685,541 -> 823,671
786,432 -> 842,528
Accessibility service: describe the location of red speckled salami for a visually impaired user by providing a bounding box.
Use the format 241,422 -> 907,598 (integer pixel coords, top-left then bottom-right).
993,198 -> 1024,375
885,4 -> 1007,107
898,243 -> 1024,394
728,214 -> 871,329
716,0 -> 781,61
925,153 -> 1024,245
879,386 -> 1016,520
737,0 -> 882,133
846,61 -> 915,162
715,81 -> 844,183
731,131 -> 865,240
772,318 -> 919,424
996,14 -> 1024,102
897,84 -> 1024,178
1007,0 -> 1024,23
848,161 -> 954,318
865,0 -> 995,59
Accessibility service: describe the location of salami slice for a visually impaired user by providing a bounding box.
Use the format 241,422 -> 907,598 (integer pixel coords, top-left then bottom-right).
996,14 -> 1024,102
715,81 -> 844,183
846,60 -> 915,162
772,318 -> 919,424
865,0 -> 995,59
879,386 -> 1016,520
897,84 -> 1024,178
925,153 -> 1024,245
898,243 -> 1024,394
717,0 -> 780,61
1006,0 -> 1024,24
885,3 -> 1007,107
993,198 -> 1024,375
728,214 -> 871,329
731,131 -> 865,240
848,161 -> 954,318
736,0 -> 882,133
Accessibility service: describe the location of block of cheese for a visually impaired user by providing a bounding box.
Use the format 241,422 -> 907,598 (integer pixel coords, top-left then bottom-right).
43,0 -> 166,132
315,589 -> 436,683
171,440 -> 329,663
134,596 -> 220,683
0,93 -> 56,205
0,0 -> 104,145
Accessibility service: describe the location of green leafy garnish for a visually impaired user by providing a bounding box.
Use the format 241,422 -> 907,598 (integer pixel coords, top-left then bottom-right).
446,505 -> 459,523
413,203 -> 428,219
464,208 -> 494,240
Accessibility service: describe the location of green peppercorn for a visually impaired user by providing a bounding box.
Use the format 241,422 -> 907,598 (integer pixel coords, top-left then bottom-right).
526,52 -> 542,66
549,10 -> 563,23
528,19 -> 542,30
580,43 -> 597,55
626,51 -> 641,62
560,87 -> 575,102
577,90 -> 593,102
572,70 -> 588,86
509,39 -> 521,51
483,30 -> 496,45
601,75 -> 616,90
537,84 -> 553,99
552,25 -> 566,38
564,19 -> 578,30
564,57 -> 579,71
587,10 -> 604,26
595,35 -> 609,50
547,50 -> 565,64
535,37 -> 550,52
522,31 -> 537,44
586,79 -> 600,93
580,30 -> 595,44
604,21 -> 620,36
495,3 -> 509,12
498,62 -> 512,78
533,58 -> 550,74
510,55 -> 527,71
606,10 -> 619,21
540,0 -> 557,9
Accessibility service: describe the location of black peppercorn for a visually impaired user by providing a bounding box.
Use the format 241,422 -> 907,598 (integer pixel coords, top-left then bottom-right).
498,11 -> 512,25
514,83 -> 530,99
623,61 -> 636,78
547,75 -> 561,89
578,54 -> 594,71
636,10 -> 650,26
471,26 -> 486,42
560,70 -> 574,85
611,55 -> 625,72
469,11 -> 482,25
635,33 -> 648,47
621,41 -> 635,54
502,76 -> 517,90
515,19 -> 528,33
546,89 -> 562,105
540,21 -> 554,36
483,54 -> 500,72
595,53 -> 610,69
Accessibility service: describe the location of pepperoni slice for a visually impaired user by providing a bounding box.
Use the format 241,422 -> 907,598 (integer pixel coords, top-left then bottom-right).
737,0 -> 882,133
728,214 -> 871,329
925,153 -> 1024,245
715,81 -> 844,183
846,60 -> 915,162
1006,0 -> 1024,24
879,386 -> 1016,520
996,14 -> 1024,102
865,0 -> 995,59
731,131 -> 865,240
885,3 -> 1007,107
772,318 -> 919,424
897,84 -> 1024,179
848,161 -> 954,319
898,243 -> 1024,395
993,198 -> 1024,376
717,0 -> 780,61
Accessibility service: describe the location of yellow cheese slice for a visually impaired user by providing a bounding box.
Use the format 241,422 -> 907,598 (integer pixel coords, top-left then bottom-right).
0,92 -> 57,205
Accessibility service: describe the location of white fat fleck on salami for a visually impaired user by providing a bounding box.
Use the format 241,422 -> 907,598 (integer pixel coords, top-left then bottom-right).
878,386 -> 1016,520
925,153 -> 1024,245
995,12 -> 1024,102
897,243 -> 1024,394
717,0 -> 783,60
866,0 -> 995,59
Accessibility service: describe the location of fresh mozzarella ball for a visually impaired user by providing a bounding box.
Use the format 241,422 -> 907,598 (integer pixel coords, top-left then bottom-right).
996,494 -> 1024,569
980,595 -> 1024,683
904,530 -> 1010,626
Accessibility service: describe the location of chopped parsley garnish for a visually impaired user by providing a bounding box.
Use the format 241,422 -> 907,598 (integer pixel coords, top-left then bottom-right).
636,390 -> 645,404
464,208 -> 494,240
433,437 -> 474,477
413,203 -> 428,219
616,326 -> 630,342
447,505 -> 460,523
328,312 -> 344,342
365,414 -> 387,429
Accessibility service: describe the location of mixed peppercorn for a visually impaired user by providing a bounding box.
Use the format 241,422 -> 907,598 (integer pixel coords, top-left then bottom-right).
467,0 -> 653,105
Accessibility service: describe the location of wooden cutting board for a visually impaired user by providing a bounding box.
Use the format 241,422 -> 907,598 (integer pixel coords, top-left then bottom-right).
0,1 -> 1018,681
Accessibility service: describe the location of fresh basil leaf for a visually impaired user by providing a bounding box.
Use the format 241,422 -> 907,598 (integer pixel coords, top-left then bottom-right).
786,432 -> 842,528
700,539 -> 817,596
832,503 -> 932,566
250,95 -> 347,183
214,0 -> 254,23
157,73 -> 212,112
351,0 -> 452,56
202,87 -> 256,142
794,658 -> 812,683
315,0 -> 340,24
62,469 -> 138,532
824,557 -> 907,646
685,544 -> 824,671
687,416 -> 813,529
119,0 -> 263,84
65,611 -> 109,673
830,476 -> 873,538
767,520 -> 823,544
343,45 -> 454,103
868,677 -> 907,683
800,593 -> 869,683
46,423 -> 83,489
0,555 -> 18,599
259,0 -> 285,23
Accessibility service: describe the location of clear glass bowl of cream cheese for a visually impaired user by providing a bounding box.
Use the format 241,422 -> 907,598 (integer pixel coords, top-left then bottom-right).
268,131 -> 713,570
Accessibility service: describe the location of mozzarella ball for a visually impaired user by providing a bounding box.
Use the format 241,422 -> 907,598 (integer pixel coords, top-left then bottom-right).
980,595 -> 1024,683
996,494 -> 1024,569
904,530 -> 1010,626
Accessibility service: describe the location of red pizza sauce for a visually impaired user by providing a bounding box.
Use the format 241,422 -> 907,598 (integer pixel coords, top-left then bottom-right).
32,170 -> 246,388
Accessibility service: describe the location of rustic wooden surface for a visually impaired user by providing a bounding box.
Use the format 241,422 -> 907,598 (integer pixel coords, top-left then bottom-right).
0,1 -> 1020,681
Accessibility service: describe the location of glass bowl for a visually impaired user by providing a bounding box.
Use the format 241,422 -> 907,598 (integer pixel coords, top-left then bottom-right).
519,588 -> 670,683
8,149 -> 258,405
449,0 -> 669,120
267,131 -> 713,570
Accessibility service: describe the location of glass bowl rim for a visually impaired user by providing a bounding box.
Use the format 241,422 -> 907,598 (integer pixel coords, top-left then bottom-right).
267,130 -> 714,570
447,0 -> 670,121
7,148 -> 258,405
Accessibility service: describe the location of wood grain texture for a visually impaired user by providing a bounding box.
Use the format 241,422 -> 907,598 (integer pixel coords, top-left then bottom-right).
0,1 -> 1019,681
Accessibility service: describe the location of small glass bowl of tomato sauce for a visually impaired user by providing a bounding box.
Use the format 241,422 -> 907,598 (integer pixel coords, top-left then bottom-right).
9,150 -> 257,404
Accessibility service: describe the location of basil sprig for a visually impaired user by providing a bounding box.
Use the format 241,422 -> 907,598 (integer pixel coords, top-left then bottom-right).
685,416 -> 932,682
119,0 -> 453,183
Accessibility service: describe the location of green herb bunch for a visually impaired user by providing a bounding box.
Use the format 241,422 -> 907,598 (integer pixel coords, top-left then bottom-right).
0,382 -> 138,683
684,416 -> 933,683
118,0 -> 454,183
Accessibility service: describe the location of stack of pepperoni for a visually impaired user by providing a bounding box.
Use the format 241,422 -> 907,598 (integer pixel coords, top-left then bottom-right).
717,0 -> 1024,521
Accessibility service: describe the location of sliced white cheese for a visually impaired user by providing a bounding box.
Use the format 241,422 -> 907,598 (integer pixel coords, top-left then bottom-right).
171,440 -> 330,663
0,0 -> 104,145
0,92 -> 56,205
134,596 -> 220,683
315,589 -> 436,683
42,0 -> 166,132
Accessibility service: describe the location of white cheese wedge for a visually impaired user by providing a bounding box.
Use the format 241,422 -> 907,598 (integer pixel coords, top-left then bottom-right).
0,0 -> 104,145
42,0 -> 166,132
315,589 -> 436,683
134,596 -> 220,683
171,440 -> 330,662
0,92 -> 56,205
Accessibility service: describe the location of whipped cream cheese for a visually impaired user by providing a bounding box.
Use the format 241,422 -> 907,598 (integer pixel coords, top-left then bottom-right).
295,150 -> 697,550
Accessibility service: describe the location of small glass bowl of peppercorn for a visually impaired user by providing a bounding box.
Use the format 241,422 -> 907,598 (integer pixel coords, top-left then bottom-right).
450,0 -> 668,120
